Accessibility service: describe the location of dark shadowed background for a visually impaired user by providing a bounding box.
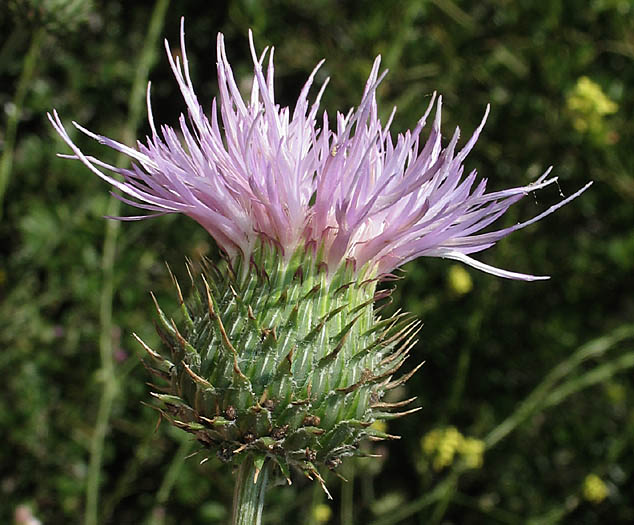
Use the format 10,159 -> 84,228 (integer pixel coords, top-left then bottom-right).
1,0 -> 633,523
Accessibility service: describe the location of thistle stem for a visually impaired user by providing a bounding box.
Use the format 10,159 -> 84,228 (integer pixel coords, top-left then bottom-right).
232,456 -> 270,525
340,463 -> 354,525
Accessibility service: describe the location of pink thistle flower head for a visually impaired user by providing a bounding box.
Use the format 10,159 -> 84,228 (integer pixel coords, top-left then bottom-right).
49,19 -> 591,280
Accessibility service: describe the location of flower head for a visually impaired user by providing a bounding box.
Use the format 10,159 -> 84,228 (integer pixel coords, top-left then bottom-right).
49,19 -> 590,279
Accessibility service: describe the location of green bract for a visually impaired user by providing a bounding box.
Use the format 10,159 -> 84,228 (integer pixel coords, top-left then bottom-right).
139,243 -> 421,490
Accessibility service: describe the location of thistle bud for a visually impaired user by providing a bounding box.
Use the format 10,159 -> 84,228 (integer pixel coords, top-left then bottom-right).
140,244 -> 420,486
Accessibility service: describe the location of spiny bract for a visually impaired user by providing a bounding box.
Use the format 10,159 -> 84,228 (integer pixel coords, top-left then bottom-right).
140,243 -> 421,490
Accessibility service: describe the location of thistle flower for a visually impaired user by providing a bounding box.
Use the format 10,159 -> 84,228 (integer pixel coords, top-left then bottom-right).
49,19 -> 589,517
49,21 -> 590,282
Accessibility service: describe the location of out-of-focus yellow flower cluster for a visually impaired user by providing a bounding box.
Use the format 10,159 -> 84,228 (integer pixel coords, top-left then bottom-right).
447,264 -> 473,296
311,503 -> 332,524
421,426 -> 485,471
582,473 -> 608,504
566,76 -> 618,143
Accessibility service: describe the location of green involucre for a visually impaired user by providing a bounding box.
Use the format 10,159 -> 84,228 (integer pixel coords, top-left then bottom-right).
141,243 -> 421,487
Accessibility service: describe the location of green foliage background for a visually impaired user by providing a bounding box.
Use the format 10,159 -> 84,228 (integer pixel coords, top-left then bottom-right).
1,0 -> 633,523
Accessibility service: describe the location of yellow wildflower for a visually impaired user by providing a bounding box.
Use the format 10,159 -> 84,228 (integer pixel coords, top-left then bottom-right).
583,474 -> 608,504
312,503 -> 332,524
448,264 -> 473,296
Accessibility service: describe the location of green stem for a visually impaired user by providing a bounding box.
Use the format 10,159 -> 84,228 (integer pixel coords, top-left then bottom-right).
101,425 -> 156,523
484,324 -> 634,449
83,1 -> 170,524
450,492 -> 519,524
307,482 -> 325,525
340,463 -> 354,525
445,344 -> 471,418
147,438 -> 194,525
232,456 -> 270,525
369,469 -> 462,525
0,28 -> 44,218
541,351 -> 634,410
429,470 -> 459,524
